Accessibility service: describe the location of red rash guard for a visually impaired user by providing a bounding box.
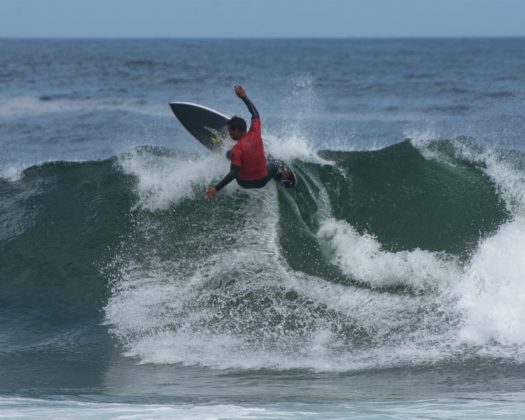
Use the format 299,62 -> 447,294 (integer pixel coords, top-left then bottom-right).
230,118 -> 267,181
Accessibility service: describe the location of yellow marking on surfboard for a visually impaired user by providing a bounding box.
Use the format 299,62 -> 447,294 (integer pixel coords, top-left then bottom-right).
204,126 -> 223,145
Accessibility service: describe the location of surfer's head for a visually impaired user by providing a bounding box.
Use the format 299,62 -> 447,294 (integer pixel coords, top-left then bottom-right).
227,116 -> 246,140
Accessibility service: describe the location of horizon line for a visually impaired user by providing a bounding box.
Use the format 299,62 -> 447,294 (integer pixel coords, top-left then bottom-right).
1,35 -> 524,41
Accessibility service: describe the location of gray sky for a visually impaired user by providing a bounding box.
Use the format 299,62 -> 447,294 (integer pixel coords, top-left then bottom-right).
1,0 -> 524,38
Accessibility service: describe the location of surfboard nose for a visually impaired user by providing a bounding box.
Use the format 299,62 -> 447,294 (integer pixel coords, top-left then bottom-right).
169,102 -> 231,150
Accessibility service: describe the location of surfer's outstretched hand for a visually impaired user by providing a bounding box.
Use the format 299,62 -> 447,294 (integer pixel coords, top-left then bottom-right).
203,186 -> 217,201
234,85 -> 246,98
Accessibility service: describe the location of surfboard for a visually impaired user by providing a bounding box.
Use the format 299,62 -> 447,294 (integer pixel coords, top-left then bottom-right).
169,102 -> 230,151
169,101 -> 297,188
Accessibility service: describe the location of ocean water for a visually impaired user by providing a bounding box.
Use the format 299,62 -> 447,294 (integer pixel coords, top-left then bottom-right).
1,38 -> 525,419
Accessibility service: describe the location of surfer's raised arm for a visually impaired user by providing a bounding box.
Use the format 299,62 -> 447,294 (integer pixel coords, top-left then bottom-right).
234,85 -> 259,120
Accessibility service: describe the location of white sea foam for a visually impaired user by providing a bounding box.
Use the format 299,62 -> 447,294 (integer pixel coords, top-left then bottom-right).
0,397 -> 267,420
106,194 -> 456,372
0,164 -> 26,181
317,219 -> 460,290
454,218 -> 525,347
3,396 -> 525,420
107,257 -> 457,371
264,132 -> 333,166
117,149 -> 228,210
405,128 -> 451,162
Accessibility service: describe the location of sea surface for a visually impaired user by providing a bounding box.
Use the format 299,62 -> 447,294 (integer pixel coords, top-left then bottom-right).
1,38 -> 525,419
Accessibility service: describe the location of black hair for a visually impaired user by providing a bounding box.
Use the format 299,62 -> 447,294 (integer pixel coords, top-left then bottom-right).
227,116 -> 247,132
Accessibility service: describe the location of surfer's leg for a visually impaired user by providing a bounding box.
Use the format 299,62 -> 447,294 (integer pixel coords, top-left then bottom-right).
266,160 -> 280,181
267,158 -> 291,181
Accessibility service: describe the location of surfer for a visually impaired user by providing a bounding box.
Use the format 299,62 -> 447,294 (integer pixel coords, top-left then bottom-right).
203,85 -> 291,200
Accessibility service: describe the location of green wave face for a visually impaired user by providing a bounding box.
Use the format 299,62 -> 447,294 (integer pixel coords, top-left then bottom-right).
291,140 -> 508,259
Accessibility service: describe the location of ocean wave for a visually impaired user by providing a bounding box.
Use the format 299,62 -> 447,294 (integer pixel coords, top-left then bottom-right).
2,139 -> 524,369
